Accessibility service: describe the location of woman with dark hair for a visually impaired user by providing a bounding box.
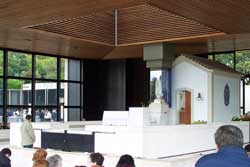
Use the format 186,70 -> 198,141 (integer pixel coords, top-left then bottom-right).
0,148 -> 11,167
116,154 -> 135,167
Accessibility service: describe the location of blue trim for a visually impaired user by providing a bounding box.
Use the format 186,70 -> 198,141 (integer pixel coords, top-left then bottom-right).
168,68 -> 172,107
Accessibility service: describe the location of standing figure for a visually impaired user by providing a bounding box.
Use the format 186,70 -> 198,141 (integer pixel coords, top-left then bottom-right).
20,115 -> 36,148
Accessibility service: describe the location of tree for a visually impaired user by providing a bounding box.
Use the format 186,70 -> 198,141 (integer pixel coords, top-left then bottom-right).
36,55 -> 57,79
212,51 -> 250,85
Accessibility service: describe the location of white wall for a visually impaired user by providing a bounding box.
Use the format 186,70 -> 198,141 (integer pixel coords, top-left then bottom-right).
244,85 -> 250,113
92,122 -> 250,159
172,62 -> 208,123
213,75 -> 240,122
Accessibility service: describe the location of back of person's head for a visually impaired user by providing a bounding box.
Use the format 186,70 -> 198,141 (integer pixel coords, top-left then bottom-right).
244,144 -> 250,153
215,125 -> 243,148
90,152 -> 104,166
47,154 -> 62,167
1,148 -> 11,157
32,149 -> 47,161
26,114 -> 32,121
116,154 -> 135,167
33,160 -> 49,167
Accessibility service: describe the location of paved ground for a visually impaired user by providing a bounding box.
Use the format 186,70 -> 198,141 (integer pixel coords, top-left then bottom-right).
0,129 -> 206,167
0,130 -> 9,146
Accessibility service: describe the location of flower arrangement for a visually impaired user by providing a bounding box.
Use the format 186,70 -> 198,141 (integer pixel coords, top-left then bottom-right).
192,120 -> 207,124
232,112 -> 250,121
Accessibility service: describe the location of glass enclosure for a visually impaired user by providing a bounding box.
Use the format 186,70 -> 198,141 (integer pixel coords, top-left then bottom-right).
0,49 -> 83,127
150,69 -> 171,106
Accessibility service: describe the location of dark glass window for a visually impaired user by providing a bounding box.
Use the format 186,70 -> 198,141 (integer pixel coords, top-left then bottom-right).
68,108 -> 80,121
0,51 -> 3,76
36,55 -> 57,79
0,49 -> 82,127
35,81 -> 57,106
0,79 -> 2,105
7,107 -> 30,123
61,59 -> 80,81
208,55 -> 214,60
48,89 -> 57,105
61,82 -> 80,106
34,108 -> 57,122
236,51 -> 250,74
23,90 -> 32,105
214,53 -> 234,69
8,51 -> 32,77
0,108 -> 2,123
7,79 -> 32,105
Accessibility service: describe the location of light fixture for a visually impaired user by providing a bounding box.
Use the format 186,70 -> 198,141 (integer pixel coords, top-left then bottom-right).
59,97 -> 64,121
59,97 -> 64,104
196,93 -> 203,101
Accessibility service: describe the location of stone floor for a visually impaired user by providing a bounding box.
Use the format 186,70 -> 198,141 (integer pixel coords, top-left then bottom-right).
0,129 -> 9,146
0,145 -> 207,167
0,129 -> 214,167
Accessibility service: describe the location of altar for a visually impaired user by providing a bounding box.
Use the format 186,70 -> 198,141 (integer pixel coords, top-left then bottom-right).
10,109 -> 250,159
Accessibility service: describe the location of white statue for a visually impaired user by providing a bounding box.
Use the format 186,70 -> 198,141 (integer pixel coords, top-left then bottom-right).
155,77 -> 163,99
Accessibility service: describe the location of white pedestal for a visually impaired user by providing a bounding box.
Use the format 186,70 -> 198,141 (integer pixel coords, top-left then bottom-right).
128,107 -> 150,127
149,99 -> 169,125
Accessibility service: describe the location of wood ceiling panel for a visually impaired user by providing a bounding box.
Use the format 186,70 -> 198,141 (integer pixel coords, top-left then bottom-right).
0,27 -> 113,59
149,0 -> 250,34
104,45 -> 143,59
118,5 -> 222,45
207,34 -> 250,53
29,12 -> 115,45
0,0 -> 146,27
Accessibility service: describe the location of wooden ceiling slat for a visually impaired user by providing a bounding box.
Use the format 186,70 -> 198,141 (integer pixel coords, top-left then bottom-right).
149,0 -> 250,33
0,27 -> 114,59
26,3 -> 223,46
29,11 -> 115,45
118,5 -> 221,45
0,0 -> 146,27
2,1 -> 250,59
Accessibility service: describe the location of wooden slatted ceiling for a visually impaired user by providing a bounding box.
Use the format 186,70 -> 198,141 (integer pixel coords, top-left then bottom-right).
103,45 -> 143,59
207,34 -> 250,53
29,4 -> 223,46
0,0 -> 146,27
0,27 -> 113,59
118,5 -> 222,45
149,0 -> 250,34
29,12 -> 114,45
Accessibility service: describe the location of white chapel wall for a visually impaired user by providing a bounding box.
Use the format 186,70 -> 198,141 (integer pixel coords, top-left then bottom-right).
172,61 -> 208,123
213,74 -> 240,122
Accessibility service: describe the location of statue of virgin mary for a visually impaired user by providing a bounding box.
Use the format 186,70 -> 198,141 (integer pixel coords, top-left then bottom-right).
155,77 -> 163,99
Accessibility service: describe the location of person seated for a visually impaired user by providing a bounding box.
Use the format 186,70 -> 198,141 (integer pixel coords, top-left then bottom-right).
33,149 -> 48,162
244,144 -> 250,158
195,125 -> 250,167
33,160 -> 49,167
89,152 -> 104,167
0,148 -> 11,167
116,154 -> 135,167
47,154 -> 62,167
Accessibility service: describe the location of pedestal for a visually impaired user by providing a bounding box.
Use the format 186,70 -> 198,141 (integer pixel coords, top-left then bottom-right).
149,98 -> 169,125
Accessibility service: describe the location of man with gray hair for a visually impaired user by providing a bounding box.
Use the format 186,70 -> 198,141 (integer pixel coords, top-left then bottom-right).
195,125 -> 250,167
47,154 -> 62,167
